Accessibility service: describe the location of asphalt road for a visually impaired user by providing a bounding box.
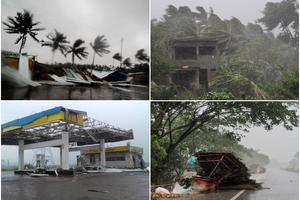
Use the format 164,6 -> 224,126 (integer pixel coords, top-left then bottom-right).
176,190 -> 247,200
2,172 -> 149,200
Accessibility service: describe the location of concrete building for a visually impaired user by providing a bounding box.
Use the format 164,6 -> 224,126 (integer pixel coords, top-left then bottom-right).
77,143 -> 144,169
169,37 -> 218,92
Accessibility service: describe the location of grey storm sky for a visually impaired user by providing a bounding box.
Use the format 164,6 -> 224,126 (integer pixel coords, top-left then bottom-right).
152,0 -> 282,24
1,0 -> 149,65
1,101 -> 150,165
240,125 -> 299,164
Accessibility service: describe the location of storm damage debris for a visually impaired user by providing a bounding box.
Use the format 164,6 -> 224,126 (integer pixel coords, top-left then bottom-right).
152,152 -> 261,199
191,152 -> 254,185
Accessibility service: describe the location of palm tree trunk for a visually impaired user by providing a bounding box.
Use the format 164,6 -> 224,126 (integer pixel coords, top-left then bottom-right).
92,51 -> 95,66
18,35 -> 26,55
51,51 -> 56,65
71,53 -> 75,71
91,51 -> 96,73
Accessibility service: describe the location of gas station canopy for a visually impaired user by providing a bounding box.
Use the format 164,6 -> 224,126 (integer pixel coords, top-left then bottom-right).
1,106 -> 133,145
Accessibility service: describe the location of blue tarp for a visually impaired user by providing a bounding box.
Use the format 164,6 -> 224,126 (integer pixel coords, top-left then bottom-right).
2,106 -> 64,128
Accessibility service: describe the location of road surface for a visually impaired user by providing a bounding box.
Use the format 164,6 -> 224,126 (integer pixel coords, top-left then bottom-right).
2,171 -> 149,200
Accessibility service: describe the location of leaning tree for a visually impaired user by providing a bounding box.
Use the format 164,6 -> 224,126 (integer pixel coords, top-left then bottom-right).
151,101 -> 299,183
90,35 -> 110,67
66,39 -> 88,68
2,10 -> 44,54
41,29 -> 69,64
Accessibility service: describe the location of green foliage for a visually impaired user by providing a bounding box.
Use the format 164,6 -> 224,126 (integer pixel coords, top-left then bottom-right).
151,102 -> 299,184
258,0 -> 298,48
151,3 -> 299,100
269,70 -> 299,99
205,91 -> 235,100
151,82 -> 195,100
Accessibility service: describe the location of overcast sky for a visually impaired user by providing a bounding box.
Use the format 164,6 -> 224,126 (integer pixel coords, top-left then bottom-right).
1,101 -> 150,166
240,125 -> 299,164
152,0 -> 282,25
1,0 -> 149,65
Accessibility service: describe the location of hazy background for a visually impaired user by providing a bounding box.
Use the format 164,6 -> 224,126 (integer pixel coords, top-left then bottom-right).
152,0 -> 282,25
1,101 -> 150,166
240,125 -> 299,164
2,0 -> 149,66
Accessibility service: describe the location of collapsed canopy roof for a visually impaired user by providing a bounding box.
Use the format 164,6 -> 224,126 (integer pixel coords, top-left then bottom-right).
1,107 -> 133,145
194,152 -> 251,184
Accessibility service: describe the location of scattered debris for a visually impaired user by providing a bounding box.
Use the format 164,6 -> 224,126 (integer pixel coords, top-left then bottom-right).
152,152 -> 262,199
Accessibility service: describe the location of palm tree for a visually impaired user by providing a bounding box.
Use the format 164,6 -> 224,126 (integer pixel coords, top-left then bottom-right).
112,53 -> 122,67
122,57 -> 132,68
2,10 -> 44,54
135,49 -> 149,63
66,39 -> 88,68
41,29 -> 69,64
90,35 -> 110,66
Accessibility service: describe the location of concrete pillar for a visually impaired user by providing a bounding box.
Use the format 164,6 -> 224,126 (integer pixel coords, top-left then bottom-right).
100,139 -> 106,168
61,132 -> 69,170
18,140 -> 24,170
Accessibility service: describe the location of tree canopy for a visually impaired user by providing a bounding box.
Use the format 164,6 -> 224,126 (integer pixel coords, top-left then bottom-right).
151,2 -> 299,100
2,10 -> 44,54
151,102 -> 298,183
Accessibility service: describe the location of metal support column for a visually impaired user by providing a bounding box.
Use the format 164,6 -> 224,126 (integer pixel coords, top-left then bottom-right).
18,140 -> 24,170
61,132 -> 69,170
100,139 -> 106,168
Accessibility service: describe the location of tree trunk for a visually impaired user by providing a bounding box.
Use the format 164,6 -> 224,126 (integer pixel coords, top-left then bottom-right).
51,51 -> 56,65
71,53 -> 75,71
91,51 -> 96,73
18,35 -> 26,55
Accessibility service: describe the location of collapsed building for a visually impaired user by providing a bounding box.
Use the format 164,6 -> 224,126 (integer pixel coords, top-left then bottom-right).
169,37 -> 218,93
1,106 -> 142,175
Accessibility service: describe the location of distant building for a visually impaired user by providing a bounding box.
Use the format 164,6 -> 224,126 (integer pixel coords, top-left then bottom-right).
77,144 -> 144,169
170,37 -> 218,91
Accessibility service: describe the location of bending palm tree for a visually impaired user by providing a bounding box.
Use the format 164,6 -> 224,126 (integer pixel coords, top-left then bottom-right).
2,10 -> 44,54
112,53 -> 122,67
135,49 -> 149,63
42,29 -> 69,64
67,39 -> 88,70
123,57 -> 132,68
90,35 -> 110,66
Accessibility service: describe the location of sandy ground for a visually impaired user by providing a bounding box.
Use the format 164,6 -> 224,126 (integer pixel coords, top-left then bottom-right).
2,172 -> 149,200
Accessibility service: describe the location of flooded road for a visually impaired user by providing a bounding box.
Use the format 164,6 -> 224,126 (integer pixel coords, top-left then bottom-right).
244,165 -> 299,200
170,165 -> 298,200
2,85 -> 149,100
2,171 -> 149,200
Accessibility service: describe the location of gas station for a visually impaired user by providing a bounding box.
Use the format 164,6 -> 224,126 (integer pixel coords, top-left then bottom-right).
1,106 -> 134,173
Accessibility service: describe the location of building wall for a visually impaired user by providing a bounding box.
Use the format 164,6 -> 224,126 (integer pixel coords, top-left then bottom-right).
78,151 -> 143,169
170,40 -> 218,85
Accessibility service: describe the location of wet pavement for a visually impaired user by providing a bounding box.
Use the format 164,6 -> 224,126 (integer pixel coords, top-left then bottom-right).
2,172 -> 149,200
243,166 -> 298,200
2,85 -> 149,100
176,190 -> 246,200
176,165 -> 298,200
